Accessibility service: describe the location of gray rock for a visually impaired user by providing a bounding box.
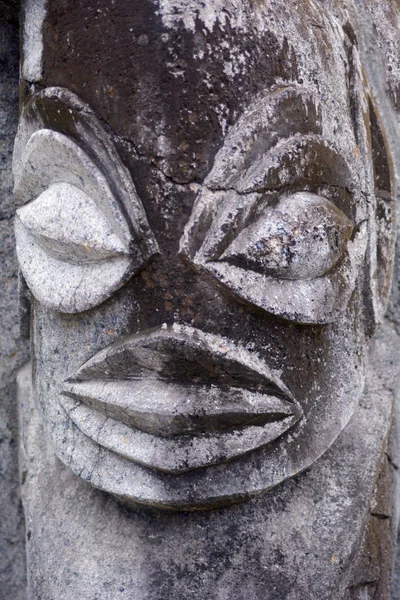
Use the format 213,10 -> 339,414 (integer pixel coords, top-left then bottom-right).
18,321 -> 400,599
0,12 -> 29,600
9,0 -> 400,596
12,0 -> 398,512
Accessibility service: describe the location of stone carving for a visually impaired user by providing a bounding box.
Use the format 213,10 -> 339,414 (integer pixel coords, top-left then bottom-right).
14,90 -> 159,313
0,9 -> 29,600
14,73 -> 396,510
180,89 -> 370,325
9,0 -> 400,597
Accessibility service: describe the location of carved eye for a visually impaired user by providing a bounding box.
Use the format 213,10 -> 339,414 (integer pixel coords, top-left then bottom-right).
16,183 -> 129,264
219,192 -> 353,280
14,181 -> 136,314
14,128 -> 158,313
180,130 -> 367,324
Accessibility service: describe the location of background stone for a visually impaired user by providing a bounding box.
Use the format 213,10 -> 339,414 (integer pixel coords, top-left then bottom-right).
0,8 -> 29,600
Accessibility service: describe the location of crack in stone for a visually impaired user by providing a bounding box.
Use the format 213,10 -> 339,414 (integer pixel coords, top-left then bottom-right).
116,135 -> 200,187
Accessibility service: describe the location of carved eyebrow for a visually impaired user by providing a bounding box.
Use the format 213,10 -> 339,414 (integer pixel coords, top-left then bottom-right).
13,86 -> 159,263
180,134 -> 356,261
215,135 -> 353,195
204,87 -> 323,192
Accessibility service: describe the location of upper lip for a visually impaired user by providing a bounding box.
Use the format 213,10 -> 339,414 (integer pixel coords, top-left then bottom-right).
63,323 -> 299,434
62,324 -> 302,473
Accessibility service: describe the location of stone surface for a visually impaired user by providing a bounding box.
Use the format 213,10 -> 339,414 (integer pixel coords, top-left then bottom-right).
22,0 -> 45,82
13,123 -> 158,313
9,0 -> 400,596
12,0 -> 398,512
0,10 -> 29,600
0,0 -> 19,24
18,321 -> 400,599
392,531 -> 400,599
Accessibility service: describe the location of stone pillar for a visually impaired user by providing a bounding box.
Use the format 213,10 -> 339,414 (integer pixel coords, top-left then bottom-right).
14,1 -> 400,598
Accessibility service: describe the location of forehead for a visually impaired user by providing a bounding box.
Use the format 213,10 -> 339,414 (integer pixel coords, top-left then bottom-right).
39,0 -> 352,181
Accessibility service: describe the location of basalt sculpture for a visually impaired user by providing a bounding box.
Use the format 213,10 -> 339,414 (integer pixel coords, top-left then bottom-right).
8,0 -> 400,598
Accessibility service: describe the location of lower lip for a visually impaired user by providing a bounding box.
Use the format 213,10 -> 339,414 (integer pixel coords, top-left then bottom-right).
61,380 -> 301,474
63,378 -> 296,435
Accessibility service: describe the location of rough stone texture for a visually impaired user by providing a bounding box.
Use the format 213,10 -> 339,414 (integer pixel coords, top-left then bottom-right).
0,11 -> 29,600
392,531 -> 400,598
18,322 -> 400,600
11,0 -> 397,512
12,0 -> 400,596
347,0 -> 400,341
0,0 -> 19,24
355,4 -> 400,588
21,0 -> 46,82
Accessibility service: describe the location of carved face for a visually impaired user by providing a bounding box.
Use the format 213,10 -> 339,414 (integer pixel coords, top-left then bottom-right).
14,0 -> 395,509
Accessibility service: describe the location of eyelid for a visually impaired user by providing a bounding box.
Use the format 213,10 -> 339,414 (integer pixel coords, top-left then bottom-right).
218,192 -> 354,280
235,136 -> 350,194
14,129 -> 132,247
16,182 -> 130,265
203,87 -> 323,192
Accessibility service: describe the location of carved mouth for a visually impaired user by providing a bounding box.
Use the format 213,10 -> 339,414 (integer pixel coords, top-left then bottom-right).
62,324 -> 302,473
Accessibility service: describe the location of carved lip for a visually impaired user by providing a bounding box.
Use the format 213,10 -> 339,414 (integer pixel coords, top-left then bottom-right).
62,324 -> 302,473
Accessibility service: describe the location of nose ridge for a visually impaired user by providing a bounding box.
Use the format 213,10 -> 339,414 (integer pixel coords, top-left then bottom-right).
131,249 -> 222,328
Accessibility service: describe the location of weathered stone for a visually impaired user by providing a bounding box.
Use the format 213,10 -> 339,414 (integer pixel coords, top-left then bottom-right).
0,0 -> 19,24
18,322 -> 400,599
0,10 -> 28,600
12,0 -> 397,512
9,0 -> 400,596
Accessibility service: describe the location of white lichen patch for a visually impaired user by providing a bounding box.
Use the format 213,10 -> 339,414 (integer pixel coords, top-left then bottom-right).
157,0 -> 246,33
23,0 -> 47,82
